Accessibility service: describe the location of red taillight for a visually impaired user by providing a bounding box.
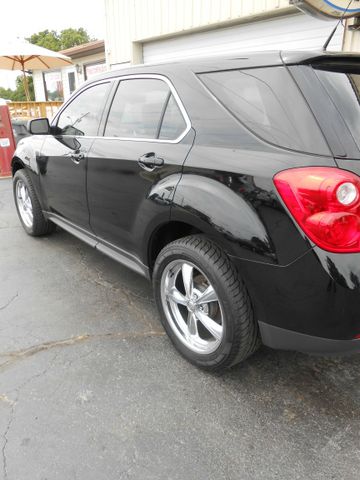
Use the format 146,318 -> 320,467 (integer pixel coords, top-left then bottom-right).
273,167 -> 360,253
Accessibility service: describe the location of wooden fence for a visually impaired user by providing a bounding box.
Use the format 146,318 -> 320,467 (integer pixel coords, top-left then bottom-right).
8,101 -> 63,120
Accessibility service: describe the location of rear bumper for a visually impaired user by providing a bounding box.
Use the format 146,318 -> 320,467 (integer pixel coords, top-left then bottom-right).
259,321 -> 360,355
230,248 -> 360,347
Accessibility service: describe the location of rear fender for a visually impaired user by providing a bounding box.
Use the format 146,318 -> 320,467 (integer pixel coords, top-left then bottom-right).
171,173 -> 277,263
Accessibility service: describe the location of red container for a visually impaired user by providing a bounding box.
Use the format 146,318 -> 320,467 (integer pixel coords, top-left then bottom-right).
0,105 -> 15,177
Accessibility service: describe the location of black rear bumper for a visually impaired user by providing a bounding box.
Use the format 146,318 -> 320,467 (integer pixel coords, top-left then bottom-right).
259,321 -> 360,355
230,248 -> 360,348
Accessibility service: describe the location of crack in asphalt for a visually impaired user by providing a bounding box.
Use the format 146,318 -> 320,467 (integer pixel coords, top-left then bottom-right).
0,330 -> 165,372
1,353 -> 59,480
0,294 -> 18,312
77,246 -> 154,301
0,324 -> 164,478
76,247 -> 157,332
0,326 -> 164,478
1,394 -> 14,480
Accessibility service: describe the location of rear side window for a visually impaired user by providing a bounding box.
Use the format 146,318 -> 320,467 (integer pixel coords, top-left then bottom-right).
199,67 -> 329,155
104,78 -> 187,140
56,82 -> 109,136
105,79 -> 168,138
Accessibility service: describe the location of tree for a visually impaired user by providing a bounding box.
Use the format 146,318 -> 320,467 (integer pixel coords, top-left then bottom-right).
12,75 -> 34,101
27,30 -> 61,51
0,86 -> 14,101
0,75 -> 34,101
27,28 -> 93,52
59,28 -> 92,49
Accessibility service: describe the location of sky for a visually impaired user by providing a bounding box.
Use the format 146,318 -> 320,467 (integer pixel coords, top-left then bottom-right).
0,0 -> 106,89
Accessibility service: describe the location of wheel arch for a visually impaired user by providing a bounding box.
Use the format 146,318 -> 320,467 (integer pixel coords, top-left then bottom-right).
11,156 -> 25,176
146,215 -> 254,276
147,220 -> 203,273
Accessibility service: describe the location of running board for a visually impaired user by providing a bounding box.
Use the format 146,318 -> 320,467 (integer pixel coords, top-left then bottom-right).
47,214 -> 149,279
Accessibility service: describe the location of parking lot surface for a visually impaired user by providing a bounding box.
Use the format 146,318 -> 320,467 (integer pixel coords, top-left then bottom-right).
1,177 -> 360,480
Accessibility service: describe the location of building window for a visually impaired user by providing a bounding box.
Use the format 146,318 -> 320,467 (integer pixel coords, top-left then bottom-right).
84,62 -> 107,80
43,70 -> 63,101
68,71 -> 76,95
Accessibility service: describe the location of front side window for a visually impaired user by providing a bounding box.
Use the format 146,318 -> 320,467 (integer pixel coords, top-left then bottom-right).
105,78 -> 187,140
199,67 -> 329,155
56,82 -> 109,136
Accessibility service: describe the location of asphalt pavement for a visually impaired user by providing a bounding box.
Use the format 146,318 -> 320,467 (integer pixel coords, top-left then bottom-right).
1,177 -> 360,480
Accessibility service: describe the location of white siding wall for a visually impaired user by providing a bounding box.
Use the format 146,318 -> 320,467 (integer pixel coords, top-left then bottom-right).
104,0 -> 294,66
343,18 -> 360,51
143,13 -> 344,63
131,0 -> 291,40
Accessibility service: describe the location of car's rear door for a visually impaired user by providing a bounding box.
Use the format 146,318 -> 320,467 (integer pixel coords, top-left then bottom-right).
39,81 -> 111,230
86,75 -> 194,260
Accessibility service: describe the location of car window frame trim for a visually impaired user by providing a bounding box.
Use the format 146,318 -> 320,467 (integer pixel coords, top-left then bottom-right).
101,73 -> 191,144
155,90 -> 171,139
52,74 -> 192,145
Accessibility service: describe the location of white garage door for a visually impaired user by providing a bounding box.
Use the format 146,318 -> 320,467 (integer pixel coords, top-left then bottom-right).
143,13 -> 343,63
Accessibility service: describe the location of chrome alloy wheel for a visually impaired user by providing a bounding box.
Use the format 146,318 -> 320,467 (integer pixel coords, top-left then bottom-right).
160,260 -> 224,354
16,180 -> 33,228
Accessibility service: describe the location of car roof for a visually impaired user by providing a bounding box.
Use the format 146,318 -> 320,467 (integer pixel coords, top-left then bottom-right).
87,50 -> 360,84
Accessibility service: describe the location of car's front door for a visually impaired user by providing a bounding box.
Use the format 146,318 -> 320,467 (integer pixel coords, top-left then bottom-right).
39,81 -> 111,230
86,76 -> 194,260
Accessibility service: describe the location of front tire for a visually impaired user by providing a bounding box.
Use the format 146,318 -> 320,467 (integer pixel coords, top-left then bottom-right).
153,235 -> 259,371
13,169 -> 55,236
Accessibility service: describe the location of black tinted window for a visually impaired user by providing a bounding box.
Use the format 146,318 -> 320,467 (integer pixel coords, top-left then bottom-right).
199,67 -> 329,154
57,82 -> 109,136
105,79 -> 170,138
159,94 -> 186,140
315,68 -> 360,151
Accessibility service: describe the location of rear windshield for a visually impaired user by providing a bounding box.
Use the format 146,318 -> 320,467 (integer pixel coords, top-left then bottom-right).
314,67 -> 360,151
198,66 -> 329,155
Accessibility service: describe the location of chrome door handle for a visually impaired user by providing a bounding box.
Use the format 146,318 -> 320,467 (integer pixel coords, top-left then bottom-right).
138,152 -> 164,170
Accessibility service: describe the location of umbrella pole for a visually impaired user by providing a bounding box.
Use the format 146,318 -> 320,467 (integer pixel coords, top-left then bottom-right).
21,63 -> 30,102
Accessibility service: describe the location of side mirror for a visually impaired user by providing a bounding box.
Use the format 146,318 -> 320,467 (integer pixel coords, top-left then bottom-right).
27,118 -> 50,135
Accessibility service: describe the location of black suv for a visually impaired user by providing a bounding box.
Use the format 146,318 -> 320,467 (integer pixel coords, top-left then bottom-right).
12,51 -> 360,370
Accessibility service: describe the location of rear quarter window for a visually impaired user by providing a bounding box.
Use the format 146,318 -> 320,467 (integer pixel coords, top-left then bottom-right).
198,66 -> 329,155
314,67 -> 360,152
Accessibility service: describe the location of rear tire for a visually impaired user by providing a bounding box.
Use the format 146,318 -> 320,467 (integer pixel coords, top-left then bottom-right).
153,235 -> 259,371
13,169 -> 55,236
